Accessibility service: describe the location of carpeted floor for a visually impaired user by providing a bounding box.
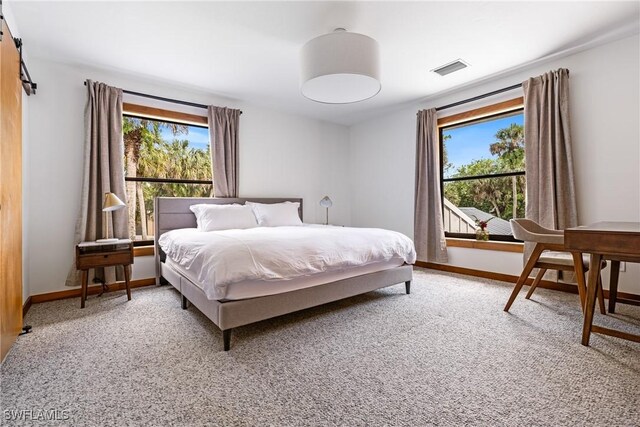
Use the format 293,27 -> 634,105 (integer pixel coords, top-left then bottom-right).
1,268 -> 639,426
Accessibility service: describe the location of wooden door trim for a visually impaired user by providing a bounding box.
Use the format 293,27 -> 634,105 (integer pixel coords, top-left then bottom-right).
437,97 -> 524,128
123,103 -> 208,126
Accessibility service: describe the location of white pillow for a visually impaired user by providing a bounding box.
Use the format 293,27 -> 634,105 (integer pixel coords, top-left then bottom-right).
246,201 -> 302,227
189,204 -> 258,231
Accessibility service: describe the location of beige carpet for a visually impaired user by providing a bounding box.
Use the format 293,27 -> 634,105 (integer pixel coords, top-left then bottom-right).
2,268 -> 639,426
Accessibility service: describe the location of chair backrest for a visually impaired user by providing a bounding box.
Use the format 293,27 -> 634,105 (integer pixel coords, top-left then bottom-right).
510,219 -> 564,245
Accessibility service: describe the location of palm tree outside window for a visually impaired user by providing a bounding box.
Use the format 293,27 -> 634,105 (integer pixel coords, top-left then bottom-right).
123,115 -> 212,244
439,107 -> 525,241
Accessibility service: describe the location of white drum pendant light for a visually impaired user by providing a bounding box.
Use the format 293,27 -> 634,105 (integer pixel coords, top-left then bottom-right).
301,28 -> 381,104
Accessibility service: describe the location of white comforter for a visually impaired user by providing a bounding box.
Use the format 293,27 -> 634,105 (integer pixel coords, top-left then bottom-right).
159,225 -> 416,299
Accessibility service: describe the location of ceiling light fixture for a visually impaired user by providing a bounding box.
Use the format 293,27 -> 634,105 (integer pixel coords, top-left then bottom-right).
300,28 -> 381,104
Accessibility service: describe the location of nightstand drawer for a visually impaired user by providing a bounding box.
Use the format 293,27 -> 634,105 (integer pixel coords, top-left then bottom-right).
77,251 -> 133,269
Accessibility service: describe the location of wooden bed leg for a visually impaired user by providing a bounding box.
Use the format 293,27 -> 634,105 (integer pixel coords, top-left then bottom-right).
181,295 -> 188,310
405,281 -> 411,295
223,329 -> 232,351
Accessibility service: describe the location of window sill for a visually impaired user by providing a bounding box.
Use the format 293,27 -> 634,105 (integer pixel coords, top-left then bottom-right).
446,238 -> 523,253
133,246 -> 155,257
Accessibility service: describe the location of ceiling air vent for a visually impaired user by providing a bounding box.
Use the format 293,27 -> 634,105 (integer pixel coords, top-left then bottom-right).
431,59 -> 469,77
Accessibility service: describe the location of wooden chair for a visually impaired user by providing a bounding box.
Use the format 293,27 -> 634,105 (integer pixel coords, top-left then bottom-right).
504,219 -> 606,314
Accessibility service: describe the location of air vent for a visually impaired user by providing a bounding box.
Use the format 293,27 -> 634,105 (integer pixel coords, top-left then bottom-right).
431,59 -> 469,76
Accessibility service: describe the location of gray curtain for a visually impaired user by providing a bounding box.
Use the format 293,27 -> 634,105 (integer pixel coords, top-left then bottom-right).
414,108 -> 448,263
523,68 -> 577,228
207,106 -> 241,197
523,68 -> 577,279
66,81 -> 126,286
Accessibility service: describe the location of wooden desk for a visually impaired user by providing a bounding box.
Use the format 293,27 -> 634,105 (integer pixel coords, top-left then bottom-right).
76,239 -> 134,308
564,222 -> 640,345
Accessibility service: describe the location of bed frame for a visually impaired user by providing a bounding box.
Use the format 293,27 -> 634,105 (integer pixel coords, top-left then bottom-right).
154,197 -> 413,350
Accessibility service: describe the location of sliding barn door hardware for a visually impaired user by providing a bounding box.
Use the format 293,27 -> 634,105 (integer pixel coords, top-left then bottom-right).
0,0 -> 4,41
13,37 -> 37,95
0,2 -> 37,94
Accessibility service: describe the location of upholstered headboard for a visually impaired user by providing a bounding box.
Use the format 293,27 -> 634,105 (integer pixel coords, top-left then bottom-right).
153,197 -> 303,284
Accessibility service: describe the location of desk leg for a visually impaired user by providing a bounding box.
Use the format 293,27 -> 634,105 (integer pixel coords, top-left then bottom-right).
571,252 -> 587,311
124,264 -> 132,301
582,253 -> 602,346
608,260 -> 620,314
597,275 -> 606,315
81,270 -> 88,309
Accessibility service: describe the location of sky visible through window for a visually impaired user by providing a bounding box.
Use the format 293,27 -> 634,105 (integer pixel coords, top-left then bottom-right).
443,113 -> 524,178
159,125 -> 209,150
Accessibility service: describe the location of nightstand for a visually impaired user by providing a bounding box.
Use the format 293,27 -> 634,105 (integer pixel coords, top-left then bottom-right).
76,239 -> 134,308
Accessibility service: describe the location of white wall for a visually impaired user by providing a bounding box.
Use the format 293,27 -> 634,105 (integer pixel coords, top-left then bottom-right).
25,58 -> 350,296
349,34 -> 640,294
23,33 -> 640,297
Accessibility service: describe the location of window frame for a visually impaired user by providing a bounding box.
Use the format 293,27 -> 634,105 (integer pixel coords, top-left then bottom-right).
123,104 -> 212,246
437,97 -> 525,243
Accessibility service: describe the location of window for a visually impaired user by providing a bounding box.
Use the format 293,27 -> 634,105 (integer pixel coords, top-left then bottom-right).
439,99 -> 525,241
123,105 -> 212,244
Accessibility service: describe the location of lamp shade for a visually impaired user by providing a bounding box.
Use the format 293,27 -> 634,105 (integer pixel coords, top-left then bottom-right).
319,196 -> 333,208
301,29 -> 381,104
102,192 -> 126,212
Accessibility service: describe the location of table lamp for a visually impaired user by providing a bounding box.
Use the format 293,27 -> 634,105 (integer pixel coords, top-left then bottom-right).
96,192 -> 126,243
319,196 -> 333,225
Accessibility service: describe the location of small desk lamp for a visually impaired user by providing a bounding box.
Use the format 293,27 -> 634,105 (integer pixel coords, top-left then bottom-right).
319,196 -> 333,225
96,192 -> 126,243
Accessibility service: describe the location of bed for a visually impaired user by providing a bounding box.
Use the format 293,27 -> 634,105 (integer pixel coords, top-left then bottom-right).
154,197 -> 415,350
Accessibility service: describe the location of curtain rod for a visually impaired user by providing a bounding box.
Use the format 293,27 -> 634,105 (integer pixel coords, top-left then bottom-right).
83,80 -> 242,114
435,83 -> 522,112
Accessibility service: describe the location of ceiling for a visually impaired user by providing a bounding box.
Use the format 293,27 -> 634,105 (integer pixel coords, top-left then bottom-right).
9,1 -> 640,125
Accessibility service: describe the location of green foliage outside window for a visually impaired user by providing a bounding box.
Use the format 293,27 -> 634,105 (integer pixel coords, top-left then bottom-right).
443,122 -> 525,222
123,116 -> 212,240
